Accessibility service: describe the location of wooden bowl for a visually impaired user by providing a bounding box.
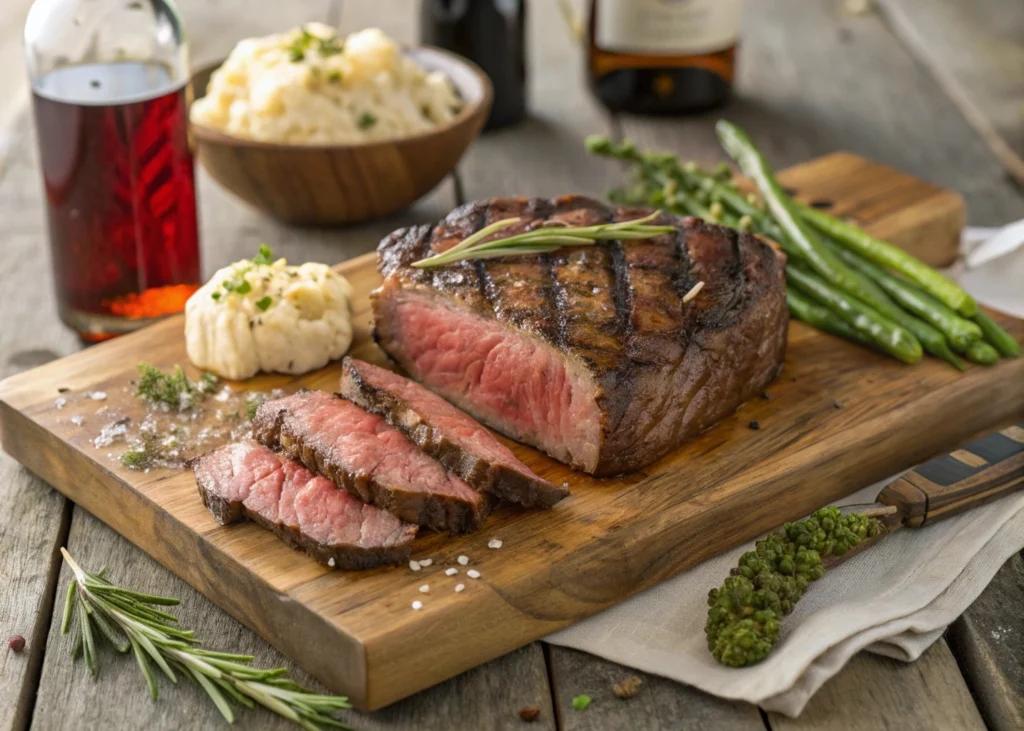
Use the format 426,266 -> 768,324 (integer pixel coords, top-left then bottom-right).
190,48 -> 492,225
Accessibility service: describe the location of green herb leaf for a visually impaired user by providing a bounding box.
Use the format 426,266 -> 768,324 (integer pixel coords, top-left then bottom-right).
327,69 -> 343,84
211,291 -> 221,301
572,694 -> 592,711
235,280 -> 252,295
358,112 -> 377,129
252,244 -> 275,266
256,296 -> 272,312
59,548 -> 352,729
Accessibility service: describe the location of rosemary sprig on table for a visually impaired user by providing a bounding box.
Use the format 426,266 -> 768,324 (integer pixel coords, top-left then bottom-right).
59,548 -> 351,730
410,211 -> 677,268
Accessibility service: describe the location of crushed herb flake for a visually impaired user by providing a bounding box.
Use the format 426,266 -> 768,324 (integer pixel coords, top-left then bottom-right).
358,112 -> 377,130
136,363 -> 217,411
571,695 -> 592,711
255,296 -> 272,312
252,244 -> 275,266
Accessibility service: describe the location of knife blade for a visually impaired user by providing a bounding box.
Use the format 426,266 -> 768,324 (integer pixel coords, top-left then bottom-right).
825,422 -> 1024,567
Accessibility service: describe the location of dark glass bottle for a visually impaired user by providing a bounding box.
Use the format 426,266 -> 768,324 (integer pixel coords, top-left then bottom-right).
587,0 -> 740,114
420,0 -> 527,130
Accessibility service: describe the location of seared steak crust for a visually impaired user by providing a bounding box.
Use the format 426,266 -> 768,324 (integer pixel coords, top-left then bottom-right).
373,196 -> 788,476
339,357 -> 568,508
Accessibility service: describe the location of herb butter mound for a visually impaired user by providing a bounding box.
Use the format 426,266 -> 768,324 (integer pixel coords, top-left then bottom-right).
185,246 -> 354,380
706,507 -> 883,667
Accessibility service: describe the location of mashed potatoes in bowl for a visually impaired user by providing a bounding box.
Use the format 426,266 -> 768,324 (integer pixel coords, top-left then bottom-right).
190,25 -> 464,144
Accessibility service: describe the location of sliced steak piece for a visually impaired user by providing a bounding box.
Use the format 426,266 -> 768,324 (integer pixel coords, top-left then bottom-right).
192,439 -> 417,569
253,390 -> 492,533
339,357 -> 568,508
372,195 -> 788,476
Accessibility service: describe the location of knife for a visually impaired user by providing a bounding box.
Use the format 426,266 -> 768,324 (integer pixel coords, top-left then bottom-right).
826,423 -> 1024,566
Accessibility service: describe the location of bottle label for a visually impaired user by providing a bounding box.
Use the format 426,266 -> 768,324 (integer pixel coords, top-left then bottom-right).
595,0 -> 741,56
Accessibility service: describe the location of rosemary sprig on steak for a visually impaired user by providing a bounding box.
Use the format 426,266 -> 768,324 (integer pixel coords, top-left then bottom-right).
411,211 -> 676,268
59,548 -> 352,730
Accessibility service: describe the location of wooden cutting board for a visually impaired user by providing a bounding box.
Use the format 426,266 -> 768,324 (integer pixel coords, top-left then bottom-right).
1,153 -> 1021,711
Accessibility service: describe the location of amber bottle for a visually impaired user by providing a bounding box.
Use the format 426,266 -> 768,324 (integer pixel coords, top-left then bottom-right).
586,0 -> 740,114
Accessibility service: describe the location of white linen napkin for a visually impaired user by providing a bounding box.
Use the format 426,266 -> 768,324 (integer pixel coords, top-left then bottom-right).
545,226 -> 1024,717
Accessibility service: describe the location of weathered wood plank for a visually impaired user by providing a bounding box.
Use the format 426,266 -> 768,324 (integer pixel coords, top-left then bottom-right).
30,510 -> 556,731
947,554 -> 1024,731
547,646 -> 765,731
876,0 -> 1024,185
616,0 -> 1024,226
767,641 -> 986,731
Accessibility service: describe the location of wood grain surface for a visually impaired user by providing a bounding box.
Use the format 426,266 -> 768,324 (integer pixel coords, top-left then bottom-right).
4,0 -> 1024,728
2,153 -> 1022,711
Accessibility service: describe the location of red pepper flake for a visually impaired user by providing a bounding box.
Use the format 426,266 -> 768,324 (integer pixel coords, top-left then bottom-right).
518,706 -> 541,722
8,635 -> 26,653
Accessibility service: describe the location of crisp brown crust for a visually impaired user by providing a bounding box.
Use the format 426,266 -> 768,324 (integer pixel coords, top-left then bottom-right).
339,357 -> 569,508
373,196 -> 788,476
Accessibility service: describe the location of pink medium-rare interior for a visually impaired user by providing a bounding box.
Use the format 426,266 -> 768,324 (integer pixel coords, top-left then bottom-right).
209,440 -> 413,548
347,358 -> 544,480
380,291 -> 601,471
270,391 -> 481,503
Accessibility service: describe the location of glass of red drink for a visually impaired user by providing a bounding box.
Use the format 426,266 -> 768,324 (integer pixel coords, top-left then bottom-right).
25,0 -> 200,341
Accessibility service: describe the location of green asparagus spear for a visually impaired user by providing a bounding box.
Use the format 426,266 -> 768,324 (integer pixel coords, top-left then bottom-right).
715,121 -> 900,313
965,340 -> 1000,365
786,290 -> 875,347
786,265 -> 923,363
971,310 -> 1021,357
796,203 -> 977,317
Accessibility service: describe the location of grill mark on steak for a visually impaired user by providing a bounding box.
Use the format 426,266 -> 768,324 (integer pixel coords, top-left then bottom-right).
371,195 -> 788,475
192,440 -> 417,569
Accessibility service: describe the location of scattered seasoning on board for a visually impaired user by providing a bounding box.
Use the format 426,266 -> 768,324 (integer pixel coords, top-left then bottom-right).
419,558 -> 433,567
70,415 -> 84,426
488,538 -> 503,549
411,600 -> 423,611
57,387 -> 70,393
832,400 -> 844,409
8,635 -> 25,653
748,420 -> 761,431
572,695 -> 592,711
454,584 -> 465,593
54,398 -> 67,409
466,569 -> 481,579
760,391 -> 771,400
409,560 -> 421,571
327,558 -> 335,568
613,676 -> 642,699
445,568 -> 458,576
519,707 -> 541,722
457,555 -> 469,566
419,585 -> 430,594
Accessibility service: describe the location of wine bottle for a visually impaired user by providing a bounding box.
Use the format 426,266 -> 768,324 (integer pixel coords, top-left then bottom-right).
586,0 -> 740,114
420,0 -> 527,130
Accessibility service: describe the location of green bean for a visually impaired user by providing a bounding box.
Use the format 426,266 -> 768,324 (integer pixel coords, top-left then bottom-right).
827,243 -> 981,352
786,290 -> 875,347
965,340 -> 1000,365
786,265 -> 922,364
715,121 -> 898,315
796,203 -> 977,317
972,310 -> 1021,358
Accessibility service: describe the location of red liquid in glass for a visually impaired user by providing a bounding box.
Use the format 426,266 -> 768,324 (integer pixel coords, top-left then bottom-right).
31,61 -> 200,341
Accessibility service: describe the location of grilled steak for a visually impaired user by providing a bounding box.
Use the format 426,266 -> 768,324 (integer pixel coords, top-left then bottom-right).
339,357 -> 568,508
253,391 -> 492,532
372,196 -> 788,476
192,440 -> 417,569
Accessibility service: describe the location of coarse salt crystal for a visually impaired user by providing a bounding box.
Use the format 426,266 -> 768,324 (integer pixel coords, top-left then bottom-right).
457,555 -> 469,566
419,558 -> 433,567
411,600 -> 423,610
488,538 -> 502,549
409,560 -> 421,571
454,584 -> 465,593
466,569 -> 481,579
70,415 -> 84,426
445,568 -> 458,576
89,391 -> 107,401
419,584 -> 429,593
328,557 -> 335,567
54,398 -> 67,409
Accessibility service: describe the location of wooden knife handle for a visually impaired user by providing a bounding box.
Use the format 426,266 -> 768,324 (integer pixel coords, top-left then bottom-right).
878,423 -> 1024,527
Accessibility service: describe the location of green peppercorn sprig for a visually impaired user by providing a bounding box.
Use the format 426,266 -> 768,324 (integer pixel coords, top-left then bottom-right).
705,507 -> 884,668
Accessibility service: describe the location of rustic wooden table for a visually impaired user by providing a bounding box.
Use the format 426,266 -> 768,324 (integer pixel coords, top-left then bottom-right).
2,1 -> 1022,729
